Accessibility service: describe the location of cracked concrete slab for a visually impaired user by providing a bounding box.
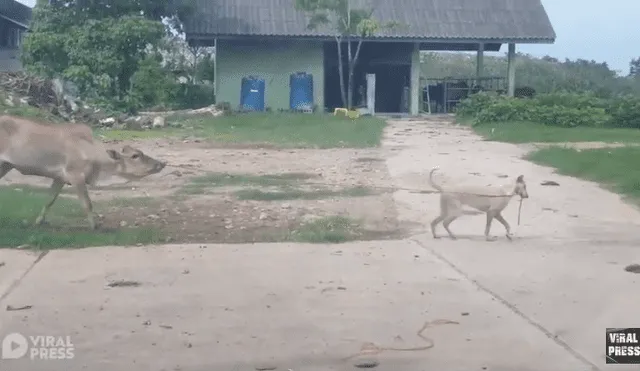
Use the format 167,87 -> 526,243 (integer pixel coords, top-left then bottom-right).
0,250 -> 42,301
384,117 -> 640,371
412,234 -> 640,371
1,242 -> 586,371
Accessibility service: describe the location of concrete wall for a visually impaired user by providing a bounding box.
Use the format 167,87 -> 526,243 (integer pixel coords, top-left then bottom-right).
216,39 -> 324,111
0,48 -> 22,72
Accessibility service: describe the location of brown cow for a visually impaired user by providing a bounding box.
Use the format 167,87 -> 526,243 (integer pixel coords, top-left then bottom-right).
0,115 -> 166,229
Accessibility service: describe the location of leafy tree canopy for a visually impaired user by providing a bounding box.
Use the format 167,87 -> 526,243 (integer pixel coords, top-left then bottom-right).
22,0 -> 196,112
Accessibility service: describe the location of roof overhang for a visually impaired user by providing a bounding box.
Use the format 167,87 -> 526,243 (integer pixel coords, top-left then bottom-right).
186,34 -> 555,51
0,13 -> 29,29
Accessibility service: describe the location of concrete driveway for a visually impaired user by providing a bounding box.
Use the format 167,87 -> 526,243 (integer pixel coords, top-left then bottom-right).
1,116 -> 639,370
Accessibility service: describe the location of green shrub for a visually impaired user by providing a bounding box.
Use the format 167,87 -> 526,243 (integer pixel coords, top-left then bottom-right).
170,83 -> 216,110
473,97 -> 531,123
128,55 -> 216,111
533,91 -> 608,110
456,91 -> 503,117
458,92 -> 611,128
528,105 -> 609,127
607,95 -> 640,128
129,54 -> 179,111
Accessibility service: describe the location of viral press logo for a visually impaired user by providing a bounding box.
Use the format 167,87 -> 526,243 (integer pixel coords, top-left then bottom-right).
1,333 -> 74,360
1,333 -> 28,359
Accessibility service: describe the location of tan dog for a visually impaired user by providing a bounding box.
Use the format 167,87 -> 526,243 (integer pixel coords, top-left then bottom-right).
428,166 -> 529,241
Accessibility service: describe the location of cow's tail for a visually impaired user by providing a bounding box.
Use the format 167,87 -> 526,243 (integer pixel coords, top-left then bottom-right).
429,166 -> 444,192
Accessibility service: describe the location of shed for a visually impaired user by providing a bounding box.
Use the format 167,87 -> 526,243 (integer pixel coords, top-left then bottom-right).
0,0 -> 32,72
182,0 -> 556,114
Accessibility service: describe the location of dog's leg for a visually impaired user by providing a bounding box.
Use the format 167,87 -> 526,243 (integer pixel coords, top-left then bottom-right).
495,213 -> 513,241
430,215 -> 444,239
442,216 -> 459,240
431,195 -> 449,239
484,212 -> 497,241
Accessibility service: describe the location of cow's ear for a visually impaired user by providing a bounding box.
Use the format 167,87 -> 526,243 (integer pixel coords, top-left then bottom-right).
107,149 -> 121,160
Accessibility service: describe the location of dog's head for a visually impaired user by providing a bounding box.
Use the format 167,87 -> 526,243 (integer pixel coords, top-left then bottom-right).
514,175 -> 529,199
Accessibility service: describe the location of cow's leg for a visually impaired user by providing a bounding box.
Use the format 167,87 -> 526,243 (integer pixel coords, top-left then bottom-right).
72,182 -> 96,230
34,179 -> 65,226
0,162 -> 13,179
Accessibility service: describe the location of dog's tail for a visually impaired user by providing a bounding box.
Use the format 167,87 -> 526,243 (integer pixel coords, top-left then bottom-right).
429,166 -> 444,192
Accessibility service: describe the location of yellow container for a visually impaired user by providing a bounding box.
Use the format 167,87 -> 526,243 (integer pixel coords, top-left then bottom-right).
333,108 -> 360,119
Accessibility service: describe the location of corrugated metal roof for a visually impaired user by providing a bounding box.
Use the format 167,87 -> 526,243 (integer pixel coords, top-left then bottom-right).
0,0 -> 32,28
183,0 -> 556,43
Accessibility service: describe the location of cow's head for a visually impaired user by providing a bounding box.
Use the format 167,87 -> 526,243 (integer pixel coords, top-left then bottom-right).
106,145 -> 166,180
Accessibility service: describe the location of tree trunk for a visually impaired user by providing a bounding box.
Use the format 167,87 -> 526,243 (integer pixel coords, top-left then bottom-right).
349,39 -> 364,109
335,36 -> 347,108
191,46 -> 200,84
347,37 -> 353,109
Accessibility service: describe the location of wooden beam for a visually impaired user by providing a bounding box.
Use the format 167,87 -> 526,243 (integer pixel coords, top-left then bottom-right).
476,43 -> 484,78
410,42 -> 420,115
507,43 -> 516,97
214,38 -> 218,99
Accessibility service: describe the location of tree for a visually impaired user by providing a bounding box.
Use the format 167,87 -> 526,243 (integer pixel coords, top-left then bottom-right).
630,58 -> 640,78
160,35 -> 216,84
295,0 -> 395,109
42,0 -> 194,32
21,0 -> 195,111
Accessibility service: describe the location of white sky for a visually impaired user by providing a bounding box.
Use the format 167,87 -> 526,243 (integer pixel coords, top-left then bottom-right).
15,0 -> 640,74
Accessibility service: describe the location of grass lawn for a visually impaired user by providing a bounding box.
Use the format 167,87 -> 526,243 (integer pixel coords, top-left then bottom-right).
467,121 -> 640,144
178,171 -> 375,201
235,186 -> 374,201
0,187 -> 163,249
97,113 -> 387,148
527,146 -> 640,202
288,216 -> 363,243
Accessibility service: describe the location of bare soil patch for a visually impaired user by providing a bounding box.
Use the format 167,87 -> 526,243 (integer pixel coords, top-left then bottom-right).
1,138 -> 407,244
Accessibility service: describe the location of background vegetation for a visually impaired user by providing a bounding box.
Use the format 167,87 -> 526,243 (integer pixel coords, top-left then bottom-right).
444,51 -> 640,205
20,0 -> 215,113
421,52 -> 640,97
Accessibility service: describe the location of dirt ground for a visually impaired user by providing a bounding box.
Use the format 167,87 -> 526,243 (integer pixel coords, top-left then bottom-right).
3,117 -> 640,244
1,137 -> 409,243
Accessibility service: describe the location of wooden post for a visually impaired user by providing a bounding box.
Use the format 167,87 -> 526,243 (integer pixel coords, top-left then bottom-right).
410,42 -> 420,116
476,43 -> 484,78
366,73 -> 376,116
213,38 -> 218,99
507,43 -> 516,97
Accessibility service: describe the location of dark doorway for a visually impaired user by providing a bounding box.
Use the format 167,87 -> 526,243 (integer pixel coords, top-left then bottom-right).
323,42 -> 412,113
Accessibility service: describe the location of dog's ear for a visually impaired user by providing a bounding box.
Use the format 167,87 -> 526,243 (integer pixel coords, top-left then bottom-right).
516,175 -> 524,182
